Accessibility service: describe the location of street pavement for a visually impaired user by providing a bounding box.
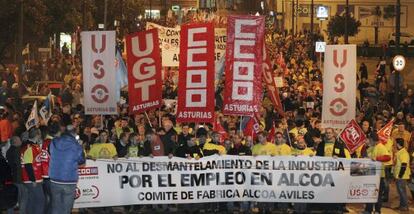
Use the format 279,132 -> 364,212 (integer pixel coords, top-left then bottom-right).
356,56 -> 414,87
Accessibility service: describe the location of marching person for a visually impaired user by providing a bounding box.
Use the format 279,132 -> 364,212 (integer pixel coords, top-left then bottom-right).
20,128 -> 45,214
87,130 -> 117,160
252,131 -> 276,213
364,133 -> 391,214
40,122 -> 61,214
393,138 -> 410,211
175,137 -> 203,159
49,125 -> 85,214
203,131 -> 226,156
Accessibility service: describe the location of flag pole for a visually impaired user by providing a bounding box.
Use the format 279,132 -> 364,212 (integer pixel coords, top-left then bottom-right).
239,116 -> 243,132
145,111 -> 153,128
158,107 -> 162,128
286,128 -> 292,147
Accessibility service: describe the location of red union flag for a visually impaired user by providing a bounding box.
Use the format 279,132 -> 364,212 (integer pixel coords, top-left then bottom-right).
377,119 -> 394,143
322,45 -> 356,129
339,119 -> 367,154
176,23 -> 215,123
126,29 -> 162,114
81,31 -> 117,115
263,46 -> 284,116
223,15 -> 265,116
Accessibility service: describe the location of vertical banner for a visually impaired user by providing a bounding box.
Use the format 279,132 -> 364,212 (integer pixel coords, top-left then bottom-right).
82,31 -> 117,115
176,23 -> 215,123
126,29 -> 163,114
223,16 -> 265,116
263,47 -> 284,116
322,45 -> 356,129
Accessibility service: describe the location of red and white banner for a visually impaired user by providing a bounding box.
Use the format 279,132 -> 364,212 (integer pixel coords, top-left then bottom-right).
263,47 -> 284,116
377,119 -> 394,143
126,29 -> 162,114
339,119 -> 367,154
223,15 -> 265,116
82,31 -> 117,115
322,45 -> 356,129
176,23 -> 215,123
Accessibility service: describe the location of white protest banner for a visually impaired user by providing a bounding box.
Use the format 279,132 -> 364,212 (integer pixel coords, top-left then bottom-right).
81,31 -> 117,115
214,28 -> 226,61
147,23 -> 227,65
74,155 -> 380,208
146,22 -> 180,67
322,45 -> 356,129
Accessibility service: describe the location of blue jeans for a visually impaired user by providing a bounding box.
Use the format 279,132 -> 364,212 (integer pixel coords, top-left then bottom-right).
43,179 -> 52,214
6,184 -> 26,214
23,183 -> 45,214
396,179 -> 408,208
50,182 -> 76,214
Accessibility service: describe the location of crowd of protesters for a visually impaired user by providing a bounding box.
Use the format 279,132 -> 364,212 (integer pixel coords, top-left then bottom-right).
1,15 -> 414,214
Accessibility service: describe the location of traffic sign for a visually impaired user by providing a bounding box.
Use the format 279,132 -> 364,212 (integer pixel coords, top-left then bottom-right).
315,42 -> 326,53
393,55 -> 406,71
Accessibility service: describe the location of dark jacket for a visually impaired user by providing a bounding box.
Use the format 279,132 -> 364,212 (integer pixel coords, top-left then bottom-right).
49,133 -> 85,184
177,133 -> 193,147
175,144 -> 203,158
115,140 -> 129,158
138,140 -> 152,157
161,129 -> 177,156
6,145 -> 22,183
316,139 -> 347,158
227,145 -> 252,156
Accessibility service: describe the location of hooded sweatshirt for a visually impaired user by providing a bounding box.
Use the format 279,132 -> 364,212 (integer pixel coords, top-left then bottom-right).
49,133 -> 85,184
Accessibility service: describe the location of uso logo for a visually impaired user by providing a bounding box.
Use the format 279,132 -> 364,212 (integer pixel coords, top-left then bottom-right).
348,183 -> 378,199
78,167 -> 99,176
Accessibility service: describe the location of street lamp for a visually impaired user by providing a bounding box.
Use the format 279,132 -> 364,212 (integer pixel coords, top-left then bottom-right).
344,0 -> 349,44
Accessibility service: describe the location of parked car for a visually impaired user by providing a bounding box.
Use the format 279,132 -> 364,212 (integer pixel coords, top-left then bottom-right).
388,32 -> 414,45
21,81 -> 63,105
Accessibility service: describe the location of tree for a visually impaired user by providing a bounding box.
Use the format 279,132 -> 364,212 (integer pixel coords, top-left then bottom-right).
92,0 -> 143,33
372,6 -> 382,45
0,0 -> 49,65
327,14 -> 361,43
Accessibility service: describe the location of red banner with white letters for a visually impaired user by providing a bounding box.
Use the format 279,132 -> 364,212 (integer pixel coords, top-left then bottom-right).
339,119 -> 367,154
126,29 -> 162,114
81,31 -> 117,115
176,23 -> 215,123
263,47 -> 284,116
223,15 -> 265,116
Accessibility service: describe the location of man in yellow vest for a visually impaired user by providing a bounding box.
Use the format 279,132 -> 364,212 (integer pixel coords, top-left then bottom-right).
393,138 -> 410,211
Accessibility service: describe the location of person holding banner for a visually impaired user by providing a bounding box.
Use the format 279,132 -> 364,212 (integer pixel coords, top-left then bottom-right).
87,130 -> 117,160
252,131 -> 276,213
252,131 -> 277,156
364,133 -> 391,214
315,128 -> 349,213
175,137 -> 203,160
203,131 -> 226,156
